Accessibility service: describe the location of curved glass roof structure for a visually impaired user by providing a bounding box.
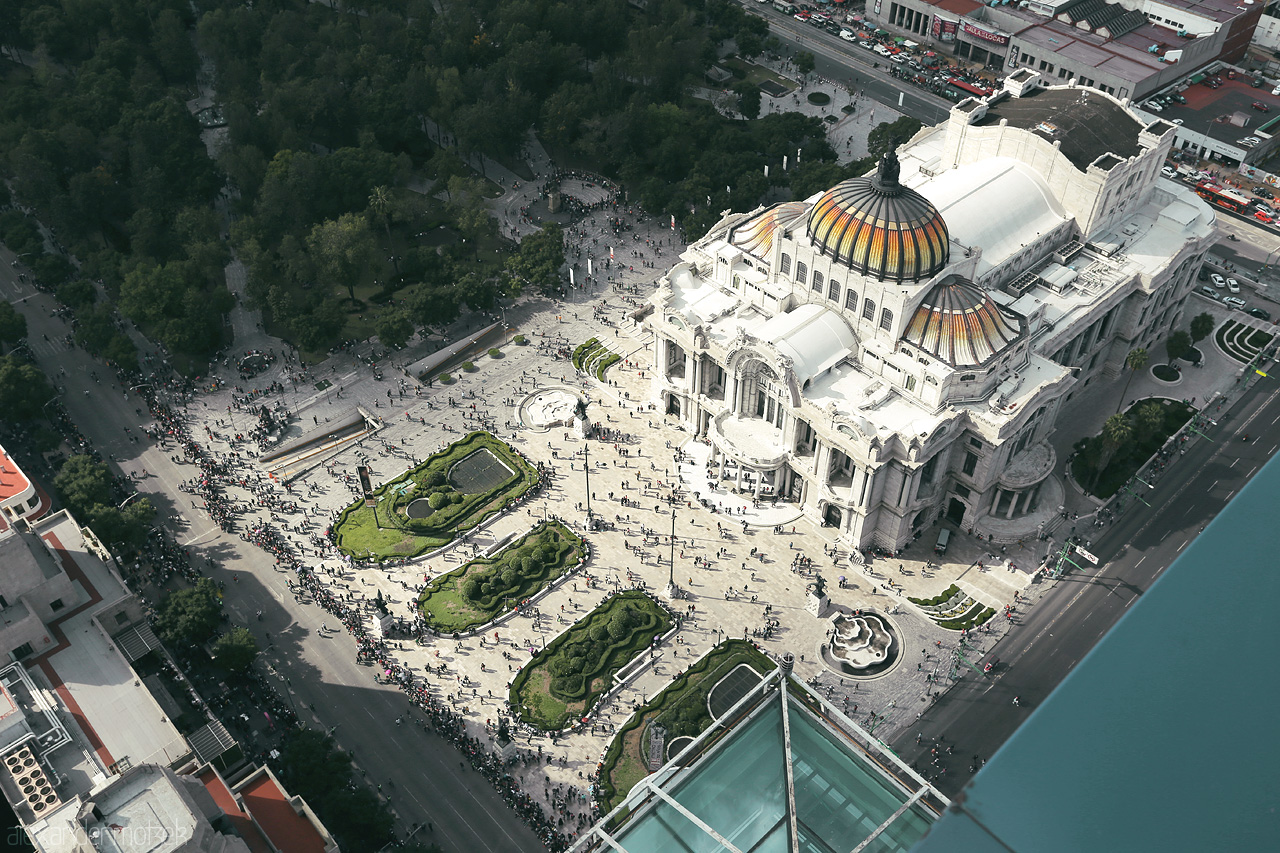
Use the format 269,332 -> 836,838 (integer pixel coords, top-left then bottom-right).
806,151 -> 950,284
573,665 -> 948,853
903,276 -> 1022,367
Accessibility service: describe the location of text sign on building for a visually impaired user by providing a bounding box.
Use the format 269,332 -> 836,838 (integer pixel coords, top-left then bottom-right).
932,18 -> 957,42
962,20 -> 1010,46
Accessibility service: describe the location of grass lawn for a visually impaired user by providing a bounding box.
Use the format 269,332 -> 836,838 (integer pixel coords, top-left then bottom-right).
333,432 -> 538,560
597,640 -> 773,811
418,521 -> 585,633
721,55 -> 794,90
1215,319 -> 1274,364
1071,398 -> 1195,498
511,591 -> 671,731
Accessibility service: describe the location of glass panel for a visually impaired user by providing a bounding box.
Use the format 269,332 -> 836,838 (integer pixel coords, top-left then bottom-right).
790,704 -> 932,852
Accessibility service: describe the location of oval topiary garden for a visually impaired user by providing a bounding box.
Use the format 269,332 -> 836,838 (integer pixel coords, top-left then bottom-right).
332,432 -> 540,560
511,591 -> 671,731
418,521 -> 587,633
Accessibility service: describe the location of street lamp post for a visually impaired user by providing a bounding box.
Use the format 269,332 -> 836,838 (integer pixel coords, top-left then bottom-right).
665,508 -> 678,598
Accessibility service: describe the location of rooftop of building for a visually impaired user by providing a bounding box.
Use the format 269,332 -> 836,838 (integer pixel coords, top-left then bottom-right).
197,767 -> 272,853
1138,69 -> 1280,149
236,768 -> 332,853
908,438 -> 1280,853
972,86 -> 1146,170
577,665 -> 948,853
28,514 -> 187,771
926,0 -> 1250,24
0,446 -> 31,501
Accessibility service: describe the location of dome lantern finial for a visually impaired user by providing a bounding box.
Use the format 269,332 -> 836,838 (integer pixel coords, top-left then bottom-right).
872,142 -> 902,192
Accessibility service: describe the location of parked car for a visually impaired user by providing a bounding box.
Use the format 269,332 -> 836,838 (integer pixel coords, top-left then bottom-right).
1227,277 -> 1241,293
1161,165 -> 1177,178
1247,307 -> 1272,320
1210,273 -> 1226,288
840,30 -> 857,41
1199,285 -> 1221,300
1223,296 -> 1246,308
1146,101 -> 1163,112
1257,187 -> 1274,200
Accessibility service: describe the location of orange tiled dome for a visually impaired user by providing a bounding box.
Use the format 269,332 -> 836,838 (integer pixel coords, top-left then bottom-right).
903,276 -> 1022,367
807,150 -> 949,283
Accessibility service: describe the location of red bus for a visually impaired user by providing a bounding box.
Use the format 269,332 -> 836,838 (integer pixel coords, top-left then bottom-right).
1194,182 -> 1251,213
946,78 -> 993,99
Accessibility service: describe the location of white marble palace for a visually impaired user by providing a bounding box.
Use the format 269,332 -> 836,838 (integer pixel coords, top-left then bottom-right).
647,69 -> 1216,549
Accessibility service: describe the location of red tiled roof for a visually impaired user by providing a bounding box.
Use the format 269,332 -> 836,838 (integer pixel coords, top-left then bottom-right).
0,450 -> 30,501
198,767 -> 273,853
240,772 -> 329,853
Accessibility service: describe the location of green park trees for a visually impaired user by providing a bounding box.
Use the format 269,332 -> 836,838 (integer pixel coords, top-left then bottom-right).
0,303 -> 28,349
308,213 -> 378,305
211,627 -> 259,677
1189,312 -> 1215,350
154,578 -> 223,648
1164,330 -> 1193,366
504,224 -> 565,296
53,454 -> 155,548
0,356 -> 54,423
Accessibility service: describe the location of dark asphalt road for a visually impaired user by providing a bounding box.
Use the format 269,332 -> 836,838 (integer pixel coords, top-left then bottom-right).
889,370 -> 1280,794
747,4 -> 956,127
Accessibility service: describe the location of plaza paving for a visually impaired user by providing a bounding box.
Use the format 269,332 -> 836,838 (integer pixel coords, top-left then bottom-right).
189,253 -> 1047,825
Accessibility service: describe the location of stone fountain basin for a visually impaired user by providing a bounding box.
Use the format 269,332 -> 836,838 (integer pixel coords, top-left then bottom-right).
522,389 -> 580,430
827,613 -> 894,671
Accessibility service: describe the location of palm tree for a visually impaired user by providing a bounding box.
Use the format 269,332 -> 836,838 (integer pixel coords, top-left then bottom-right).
367,186 -> 399,276
1091,413 -> 1133,492
1115,348 -> 1148,414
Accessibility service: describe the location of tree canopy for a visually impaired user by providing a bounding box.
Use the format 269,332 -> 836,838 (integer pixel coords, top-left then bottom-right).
154,578 -> 223,648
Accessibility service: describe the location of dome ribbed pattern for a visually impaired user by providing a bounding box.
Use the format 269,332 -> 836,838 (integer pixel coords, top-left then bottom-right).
806,152 -> 950,283
904,276 -> 1021,367
731,202 -> 808,259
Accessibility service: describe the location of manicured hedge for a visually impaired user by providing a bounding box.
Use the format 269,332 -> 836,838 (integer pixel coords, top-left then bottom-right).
333,432 -> 539,560
938,606 -> 996,632
418,521 -> 586,632
594,353 -> 621,381
572,338 -> 601,370
909,584 -> 960,608
511,591 -> 671,731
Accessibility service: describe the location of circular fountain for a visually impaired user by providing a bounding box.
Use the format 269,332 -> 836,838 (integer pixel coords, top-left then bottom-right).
520,388 -> 585,431
821,611 -> 901,678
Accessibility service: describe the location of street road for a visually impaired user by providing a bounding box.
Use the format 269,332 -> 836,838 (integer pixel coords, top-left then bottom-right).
0,248 -> 546,853
891,368 -> 1280,793
746,5 -> 955,126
